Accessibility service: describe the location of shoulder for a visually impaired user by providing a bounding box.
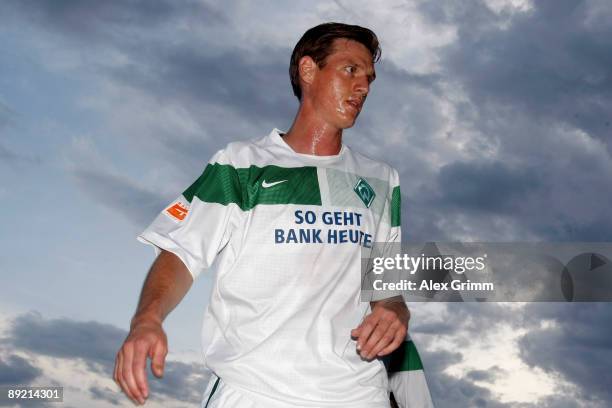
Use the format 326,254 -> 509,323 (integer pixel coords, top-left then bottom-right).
209,133 -> 271,167
345,146 -> 399,185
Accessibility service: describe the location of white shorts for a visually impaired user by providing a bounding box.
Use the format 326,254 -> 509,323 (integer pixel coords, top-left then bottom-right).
201,374 -> 259,408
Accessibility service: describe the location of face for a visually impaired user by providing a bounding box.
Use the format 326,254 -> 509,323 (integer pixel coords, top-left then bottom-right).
302,38 -> 376,130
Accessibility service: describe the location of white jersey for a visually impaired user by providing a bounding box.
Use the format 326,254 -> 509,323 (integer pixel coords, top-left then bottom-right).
139,128 -> 402,407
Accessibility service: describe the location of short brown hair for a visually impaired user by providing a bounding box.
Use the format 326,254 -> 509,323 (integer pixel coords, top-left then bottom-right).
289,22 -> 381,100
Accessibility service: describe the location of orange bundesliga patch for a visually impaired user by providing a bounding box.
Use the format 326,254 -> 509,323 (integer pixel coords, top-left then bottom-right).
166,201 -> 189,221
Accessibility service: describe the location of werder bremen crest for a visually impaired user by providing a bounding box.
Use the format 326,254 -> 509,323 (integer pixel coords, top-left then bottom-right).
353,177 -> 376,208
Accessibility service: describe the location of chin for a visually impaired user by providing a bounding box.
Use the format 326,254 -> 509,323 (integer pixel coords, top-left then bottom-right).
341,119 -> 358,130
336,115 -> 358,130
325,112 -> 358,130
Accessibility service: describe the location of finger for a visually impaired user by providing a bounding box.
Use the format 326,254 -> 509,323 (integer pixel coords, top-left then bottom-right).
367,321 -> 400,359
121,343 -> 145,405
361,319 -> 391,359
377,326 -> 406,356
150,340 -> 167,378
350,325 -> 361,340
117,350 -> 138,405
355,316 -> 377,352
114,353 -> 125,392
132,341 -> 150,400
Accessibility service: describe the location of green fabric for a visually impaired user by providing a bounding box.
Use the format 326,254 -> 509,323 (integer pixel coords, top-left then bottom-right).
391,186 -> 401,227
204,377 -> 220,408
387,340 -> 424,372
183,164 -> 321,209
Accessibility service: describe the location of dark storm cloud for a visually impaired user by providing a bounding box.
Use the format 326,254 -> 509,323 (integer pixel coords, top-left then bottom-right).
419,349 -> 512,408
533,395 -> 582,408
419,348 -> 462,375
434,161 -> 541,213
8,311 -> 125,373
518,303 -> 612,406
100,43 -> 298,181
5,312 -> 208,403
71,168 -> 168,227
0,354 -> 42,385
398,0 -> 612,241
1,0 -> 298,180
1,0 -> 295,132
411,303 -> 518,338
438,0 -> 612,145
0,0 -> 224,42
106,44 -> 298,130
549,222 -> 612,242
417,0 -> 612,127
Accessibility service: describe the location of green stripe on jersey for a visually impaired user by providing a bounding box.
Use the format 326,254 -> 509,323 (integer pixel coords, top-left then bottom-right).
387,340 -> 424,372
204,377 -> 220,408
183,163 -> 321,209
391,186 -> 401,227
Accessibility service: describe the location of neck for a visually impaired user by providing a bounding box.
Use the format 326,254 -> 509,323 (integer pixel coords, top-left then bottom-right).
282,101 -> 343,156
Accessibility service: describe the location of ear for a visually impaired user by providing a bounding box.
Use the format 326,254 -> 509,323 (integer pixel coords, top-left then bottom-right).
298,55 -> 317,88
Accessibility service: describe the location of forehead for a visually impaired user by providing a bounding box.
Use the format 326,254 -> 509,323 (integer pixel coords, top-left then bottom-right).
325,38 -> 374,68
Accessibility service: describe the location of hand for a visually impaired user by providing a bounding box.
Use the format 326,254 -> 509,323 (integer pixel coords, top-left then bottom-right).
114,318 -> 168,405
351,298 -> 409,360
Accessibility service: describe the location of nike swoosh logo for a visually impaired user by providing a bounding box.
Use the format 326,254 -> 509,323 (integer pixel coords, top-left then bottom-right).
262,179 -> 288,188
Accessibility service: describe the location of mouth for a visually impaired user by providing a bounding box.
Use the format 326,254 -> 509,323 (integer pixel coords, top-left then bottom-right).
346,98 -> 362,113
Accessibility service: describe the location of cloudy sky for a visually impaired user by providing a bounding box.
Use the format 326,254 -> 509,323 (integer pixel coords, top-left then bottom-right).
0,0 -> 611,407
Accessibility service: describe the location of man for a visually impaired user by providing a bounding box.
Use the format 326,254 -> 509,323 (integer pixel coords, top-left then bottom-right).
114,22 -> 411,407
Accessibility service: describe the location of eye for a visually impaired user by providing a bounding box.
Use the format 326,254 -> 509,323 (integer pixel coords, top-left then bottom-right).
344,65 -> 356,74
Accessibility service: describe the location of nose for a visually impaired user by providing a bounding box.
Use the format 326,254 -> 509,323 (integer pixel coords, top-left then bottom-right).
354,76 -> 369,98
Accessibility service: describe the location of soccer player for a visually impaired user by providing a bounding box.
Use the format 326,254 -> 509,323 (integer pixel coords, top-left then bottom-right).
114,22 -> 412,407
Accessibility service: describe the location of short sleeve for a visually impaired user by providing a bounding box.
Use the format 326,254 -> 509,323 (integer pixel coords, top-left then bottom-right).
386,336 -> 435,408
137,149 -> 240,280
389,167 -> 402,244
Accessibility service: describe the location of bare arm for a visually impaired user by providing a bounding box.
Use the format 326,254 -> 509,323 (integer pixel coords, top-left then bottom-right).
131,249 -> 194,327
114,249 -> 194,405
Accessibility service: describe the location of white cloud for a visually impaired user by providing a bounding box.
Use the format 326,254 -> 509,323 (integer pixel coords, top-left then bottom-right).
316,0 -> 458,74
413,303 -> 570,405
484,0 -> 534,15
